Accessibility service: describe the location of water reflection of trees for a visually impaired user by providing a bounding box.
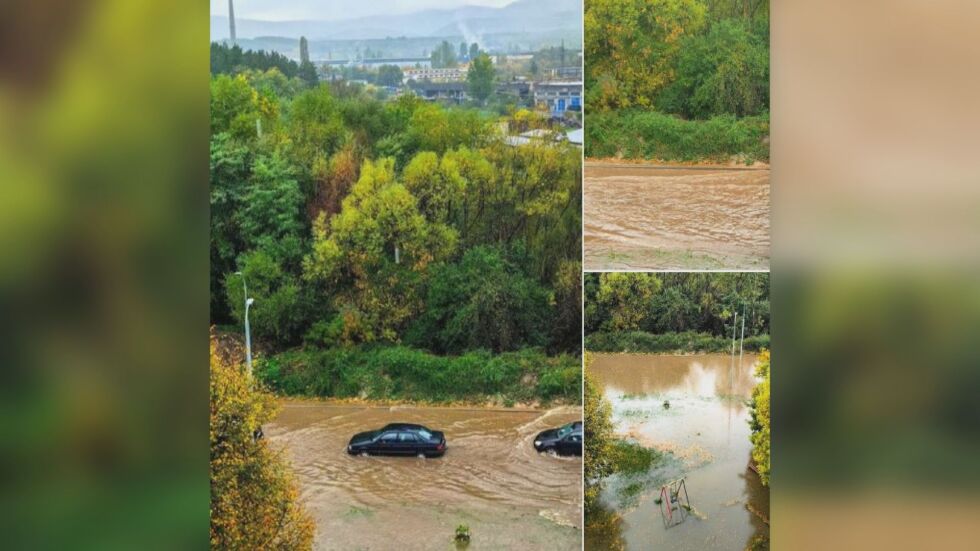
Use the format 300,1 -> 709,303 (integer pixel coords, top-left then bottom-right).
585,499 -> 627,551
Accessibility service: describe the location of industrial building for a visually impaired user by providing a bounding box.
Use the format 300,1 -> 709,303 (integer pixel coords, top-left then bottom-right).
532,81 -> 582,116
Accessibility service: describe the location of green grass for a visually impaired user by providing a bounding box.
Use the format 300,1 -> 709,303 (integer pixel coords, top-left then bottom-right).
610,440 -> 661,477
586,330 -> 770,354
586,110 -> 769,163
256,345 -> 581,404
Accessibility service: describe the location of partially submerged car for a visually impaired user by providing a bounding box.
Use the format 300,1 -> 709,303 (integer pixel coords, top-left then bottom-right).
347,423 -> 447,457
533,421 -> 583,456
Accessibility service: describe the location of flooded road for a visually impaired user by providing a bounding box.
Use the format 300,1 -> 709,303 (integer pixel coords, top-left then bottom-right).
584,164 -> 769,270
267,401 -> 583,550
586,353 -> 769,551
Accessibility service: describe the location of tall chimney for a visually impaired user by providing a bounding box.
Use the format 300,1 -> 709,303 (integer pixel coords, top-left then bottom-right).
228,0 -> 237,44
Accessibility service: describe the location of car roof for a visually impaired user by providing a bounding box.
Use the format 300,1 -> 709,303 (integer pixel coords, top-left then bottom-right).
382,423 -> 430,432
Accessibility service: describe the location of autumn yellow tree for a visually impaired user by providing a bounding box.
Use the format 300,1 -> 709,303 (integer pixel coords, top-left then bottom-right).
585,0 -> 706,110
210,335 -> 314,549
749,350 -> 770,486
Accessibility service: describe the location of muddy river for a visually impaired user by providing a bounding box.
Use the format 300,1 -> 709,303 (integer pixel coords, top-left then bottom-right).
586,353 -> 769,550
584,164 -> 770,270
267,402 -> 583,550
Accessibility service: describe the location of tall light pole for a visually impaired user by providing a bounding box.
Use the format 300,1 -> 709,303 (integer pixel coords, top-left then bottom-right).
235,271 -> 253,375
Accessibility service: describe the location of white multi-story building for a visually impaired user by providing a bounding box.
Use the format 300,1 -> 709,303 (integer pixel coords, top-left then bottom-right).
403,66 -> 469,83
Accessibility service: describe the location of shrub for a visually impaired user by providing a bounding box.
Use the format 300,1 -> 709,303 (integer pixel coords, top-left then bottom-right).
586,330 -> 769,354
749,350 -> 770,486
210,338 -> 313,549
257,346 -> 581,404
585,110 -> 769,162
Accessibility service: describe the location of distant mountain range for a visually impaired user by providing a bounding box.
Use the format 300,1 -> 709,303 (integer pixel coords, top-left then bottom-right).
210,0 -> 581,41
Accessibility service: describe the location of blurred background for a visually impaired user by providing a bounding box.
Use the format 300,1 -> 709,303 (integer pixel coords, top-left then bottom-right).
0,0 -> 207,548
0,0 -> 979,549
773,0 -> 980,549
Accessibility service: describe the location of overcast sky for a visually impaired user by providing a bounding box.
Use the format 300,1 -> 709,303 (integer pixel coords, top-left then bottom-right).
211,0 -> 515,21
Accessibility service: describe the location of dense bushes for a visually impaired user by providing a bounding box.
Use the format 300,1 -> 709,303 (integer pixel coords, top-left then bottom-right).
750,350 -> 771,485
586,330 -> 769,354
584,356 -> 614,513
210,339 -> 313,549
585,272 -> 770,337
210,69 -> 582,356
585,110 -> 769,162
257,346 -> 581,404
585,0 -> 769,161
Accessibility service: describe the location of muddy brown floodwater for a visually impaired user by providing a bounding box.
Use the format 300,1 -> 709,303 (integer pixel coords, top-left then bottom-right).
584,164 -> 770,270
586,353 -> 769,551
267,401 -> 583,550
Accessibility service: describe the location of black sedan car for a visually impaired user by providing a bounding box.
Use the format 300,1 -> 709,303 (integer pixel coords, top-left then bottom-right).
533,421 -> 583,456
347,423 -> 447,457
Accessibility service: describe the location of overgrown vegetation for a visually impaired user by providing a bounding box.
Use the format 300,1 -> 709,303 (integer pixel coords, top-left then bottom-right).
584,355 -> 614,513
585,272 -> 769,336
749,350 -> 771,486
586,330 -> 769,354
256,346 -> 581,404
210,44 -> 581,404
585,0 -> 769,162
609,440 -> 661,476
585,110 -> 769,162
209,337 -> 313,549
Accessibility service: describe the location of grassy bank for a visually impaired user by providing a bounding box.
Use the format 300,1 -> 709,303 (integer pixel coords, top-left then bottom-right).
256,345 -> 581,405
586,330 -> 769,354
585,110 -> 769,163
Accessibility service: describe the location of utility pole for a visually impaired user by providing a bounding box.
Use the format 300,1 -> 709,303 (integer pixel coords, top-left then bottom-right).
228,0 -> 237,44
730,312 -> 738,383
738,306 -> 746,369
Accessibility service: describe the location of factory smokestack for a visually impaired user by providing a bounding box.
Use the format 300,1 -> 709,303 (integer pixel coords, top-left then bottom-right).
228,0 -> 237,43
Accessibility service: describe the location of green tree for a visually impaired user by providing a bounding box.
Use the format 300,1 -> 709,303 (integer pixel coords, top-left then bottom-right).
303,159 -> 458,343
584,355 -> 614,512
459,41 -> 468,60
585,0 -> 706,110
210,74 -> 272,141
210,133 -> 250,321
596,273 -> 662,331
298,60 -> 319,87
224,250 -> 312,346
287,85 -> 347,169
467,53 -> 495,103
238,152 -> 306,267
749,350 -> 770,485
408,246 -> 552,354
658,18 -> 769,118
376,64 -> 404,87
210,337 -> 314,549
469,42 -> 479,61
299,36 -> 310,64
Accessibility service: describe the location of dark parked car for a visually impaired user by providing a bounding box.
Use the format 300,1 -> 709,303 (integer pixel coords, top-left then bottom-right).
347,423 -> 447,457
533,421 -> 582,456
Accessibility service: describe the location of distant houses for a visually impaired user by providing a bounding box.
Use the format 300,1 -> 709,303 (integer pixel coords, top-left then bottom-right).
533,81 -> 582,116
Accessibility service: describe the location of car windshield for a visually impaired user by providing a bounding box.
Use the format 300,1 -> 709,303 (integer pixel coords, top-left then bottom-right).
556,423 -> 574,438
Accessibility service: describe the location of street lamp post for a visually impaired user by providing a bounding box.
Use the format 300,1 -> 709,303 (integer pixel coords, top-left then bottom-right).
235,272 -> 254,376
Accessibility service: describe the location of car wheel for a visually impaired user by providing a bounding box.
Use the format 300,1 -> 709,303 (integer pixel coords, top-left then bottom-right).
360,451 -> 370,457
417,452 -> 427,459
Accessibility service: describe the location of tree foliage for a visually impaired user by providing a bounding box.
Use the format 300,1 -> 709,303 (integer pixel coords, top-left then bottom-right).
585,0 -> 707,110
467,53 -> 495,103
749,350 -> 770,486
584,354 -> 615,512
210,338 -> 314,549
586,272 -> 769,337
209,71 -> 581,357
